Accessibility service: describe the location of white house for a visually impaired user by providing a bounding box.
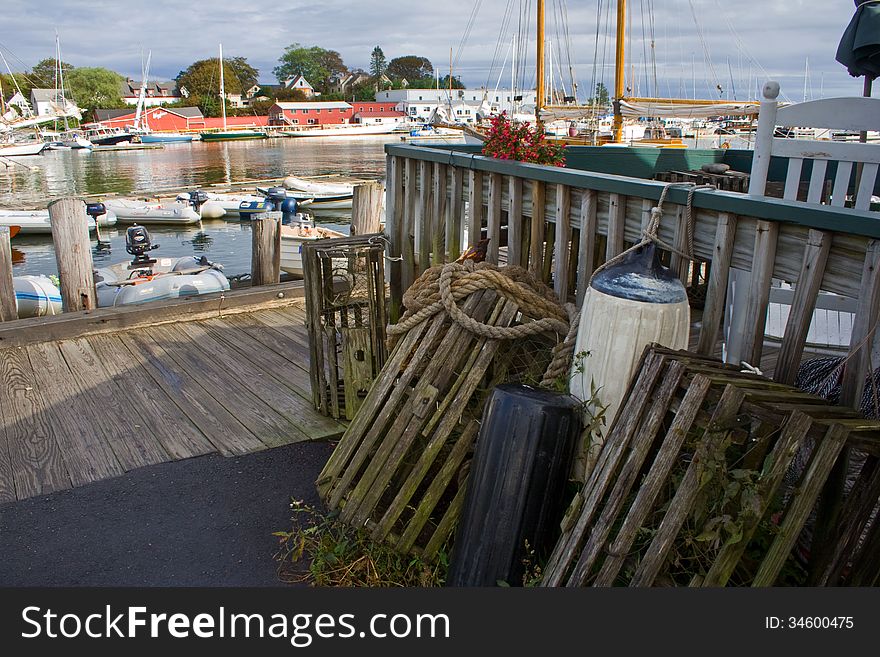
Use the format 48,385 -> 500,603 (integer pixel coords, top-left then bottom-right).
282,75 -> 316,98
30,89 -> 79,117
120,80 -> 181,107
375,87 -> 538,123
3,91 -> 32,116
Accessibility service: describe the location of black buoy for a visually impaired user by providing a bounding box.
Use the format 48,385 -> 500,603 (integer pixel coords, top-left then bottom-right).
447,384 -> 582,587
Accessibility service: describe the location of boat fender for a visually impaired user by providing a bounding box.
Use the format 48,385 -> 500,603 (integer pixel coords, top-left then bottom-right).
701,162 -> 730,174
569,243 -> 690,480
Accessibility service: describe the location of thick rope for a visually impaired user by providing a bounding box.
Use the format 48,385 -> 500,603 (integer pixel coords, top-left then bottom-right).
388,260 -> 578,387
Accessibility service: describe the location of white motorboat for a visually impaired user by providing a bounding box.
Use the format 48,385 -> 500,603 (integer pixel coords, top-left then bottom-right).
14,275 -> 62,318
279,123 -> 396,138
104,198 -> 201,225
0,208 -> 116,235
279,217 -> 346,276
95,225 -> 229,306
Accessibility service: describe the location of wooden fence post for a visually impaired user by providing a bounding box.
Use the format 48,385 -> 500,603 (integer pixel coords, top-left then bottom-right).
0,227 -> 17,321
351,181 -> 384,236
251,211 -> 281,286
48,197 -> 96,312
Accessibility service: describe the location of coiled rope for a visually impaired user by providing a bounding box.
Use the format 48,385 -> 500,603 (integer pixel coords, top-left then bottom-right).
388,259 -> 580,388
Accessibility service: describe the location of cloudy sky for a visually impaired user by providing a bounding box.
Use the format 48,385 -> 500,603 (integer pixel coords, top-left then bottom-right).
0,0 -> 871,101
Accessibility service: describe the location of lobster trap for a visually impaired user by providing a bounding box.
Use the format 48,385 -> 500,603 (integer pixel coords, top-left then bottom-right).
302,234 -> 388,421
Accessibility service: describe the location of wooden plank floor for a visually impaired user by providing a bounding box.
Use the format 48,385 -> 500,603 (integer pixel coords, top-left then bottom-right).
0,302 -> 345,503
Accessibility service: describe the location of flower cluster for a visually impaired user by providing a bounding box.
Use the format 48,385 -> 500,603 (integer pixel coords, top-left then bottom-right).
481,112 -> 566,167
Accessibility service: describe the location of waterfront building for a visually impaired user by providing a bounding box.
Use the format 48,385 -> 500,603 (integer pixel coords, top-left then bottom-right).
120,79 -> 182,107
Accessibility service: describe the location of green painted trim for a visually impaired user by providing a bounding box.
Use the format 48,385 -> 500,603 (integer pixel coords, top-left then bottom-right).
385,144 -> 880,239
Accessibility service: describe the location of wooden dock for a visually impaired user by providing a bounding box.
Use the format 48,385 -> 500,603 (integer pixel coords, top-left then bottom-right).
0,284 -> 345,504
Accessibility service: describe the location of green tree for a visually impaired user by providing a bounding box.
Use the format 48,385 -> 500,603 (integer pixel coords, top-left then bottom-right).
176,56 -> 257,98
589,82 -> 610,106
369,46 -> 386,82
273,44 -> 346,93
386,55 -> 432,82
437,75 -> 465,90
64,67 -> 124,113
30,57 -> 74,87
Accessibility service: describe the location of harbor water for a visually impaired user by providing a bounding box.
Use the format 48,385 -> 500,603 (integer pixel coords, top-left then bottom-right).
1,135 -> 399,279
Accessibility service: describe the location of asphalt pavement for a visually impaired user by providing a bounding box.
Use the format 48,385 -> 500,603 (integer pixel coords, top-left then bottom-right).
0,441 -> 334,586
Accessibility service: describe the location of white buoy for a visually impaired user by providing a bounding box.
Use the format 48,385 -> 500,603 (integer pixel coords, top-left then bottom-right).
569,243 -> 690,480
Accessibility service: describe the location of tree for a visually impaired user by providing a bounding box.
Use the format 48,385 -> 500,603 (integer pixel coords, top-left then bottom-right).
369,46 -> 387,82
64,67 -> 124,113
273,44 -> 346,93
436,75 -> 465,90
30,57 -> 74,87
589,82 -> 610,107
386,55 -> 433,82
176,56 -> 257,98
274,87 -> 308,102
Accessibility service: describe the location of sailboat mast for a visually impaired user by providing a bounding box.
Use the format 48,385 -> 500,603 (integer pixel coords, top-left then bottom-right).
219,43 -> 227,131
612,0 -> 626,142
536,0 -> 545,128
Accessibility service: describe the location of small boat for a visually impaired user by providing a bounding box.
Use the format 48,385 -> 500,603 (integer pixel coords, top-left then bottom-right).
83,127 -> 133,146
200,130 -> 268,142
137,132 -> 194,143
95,226 -> 229,307
0,141 -> 46,157
177,191 -> 264,219
279,216 -> 346,276
257,186 -> 353,210
280,123 -> 395,138
14,275 -> 62,318
282,175 -> 355,196
0,208 -> 116,235
104,198 -> 201,225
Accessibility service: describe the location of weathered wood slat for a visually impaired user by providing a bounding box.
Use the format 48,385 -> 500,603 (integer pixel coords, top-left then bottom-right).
541,351 -> 665,586
576,190 -> 598,305
528,181 -> 546,277
554,184 -> 572,300
118,331 -> 263,456
566,361 -> 686,585
448,166 -> 464,261
417,160 -> 432,274
696,213 -> 737,356
431,162 -> 447,266
841,240 -> 880,407
25,342 -> 124,486
57,338 -> 170,470
605,193 -> 625,259
386,155 -> 404,320
402,158 -> 418,290
752,423 -> 849,586
468,170 -> 484,249
0,347 -> 70,500
487,172 -> 503,263
741,220 -> 780,365
507,176 -> 524,267
0,228 -> 17,322
86,334 -> 215,461
774,229 -> 832,384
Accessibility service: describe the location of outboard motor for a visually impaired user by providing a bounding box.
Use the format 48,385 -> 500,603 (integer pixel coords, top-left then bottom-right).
187,190 -> 209,213
86,202 -> 109,247
265,186 -> 287,211
280,197 -> 298,225
125,224 -> 160,273
238,199 -> 272,221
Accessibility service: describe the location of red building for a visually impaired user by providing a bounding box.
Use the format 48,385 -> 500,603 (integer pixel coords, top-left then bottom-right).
268,101 -> 353,126
87,107 -> 269,133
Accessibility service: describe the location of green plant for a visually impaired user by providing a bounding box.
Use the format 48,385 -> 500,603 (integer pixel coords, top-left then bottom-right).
274,499 -> 448,587
482,112 -> 566,167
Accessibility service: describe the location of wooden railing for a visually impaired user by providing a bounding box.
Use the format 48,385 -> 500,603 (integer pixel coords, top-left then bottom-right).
383,144 -> 880,404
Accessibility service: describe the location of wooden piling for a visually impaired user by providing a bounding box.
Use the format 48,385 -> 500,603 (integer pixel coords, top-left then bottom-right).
0,227 -> 17,321
48,197 -> 96,312
351,181 -> 384,236
251,211 -> 281,287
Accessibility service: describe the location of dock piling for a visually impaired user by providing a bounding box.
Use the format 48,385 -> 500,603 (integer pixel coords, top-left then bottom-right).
48,197 -> 96,312
350,181 -> 383,236
251,211 -> 281,286
0,227 -> 18,321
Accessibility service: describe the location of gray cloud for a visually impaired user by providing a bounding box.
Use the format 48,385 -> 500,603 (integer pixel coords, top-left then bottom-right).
0,0 -> 869,100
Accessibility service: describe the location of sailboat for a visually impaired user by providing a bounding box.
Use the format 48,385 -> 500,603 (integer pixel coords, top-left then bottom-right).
127,51 -> 193,144
535,0 -> 760,147
199,44 -> 267,142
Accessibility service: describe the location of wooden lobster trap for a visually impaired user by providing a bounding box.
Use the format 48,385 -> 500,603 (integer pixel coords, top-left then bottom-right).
316,264 -> 564,560
542,345 -> 880,587
302,234 -> 388,420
